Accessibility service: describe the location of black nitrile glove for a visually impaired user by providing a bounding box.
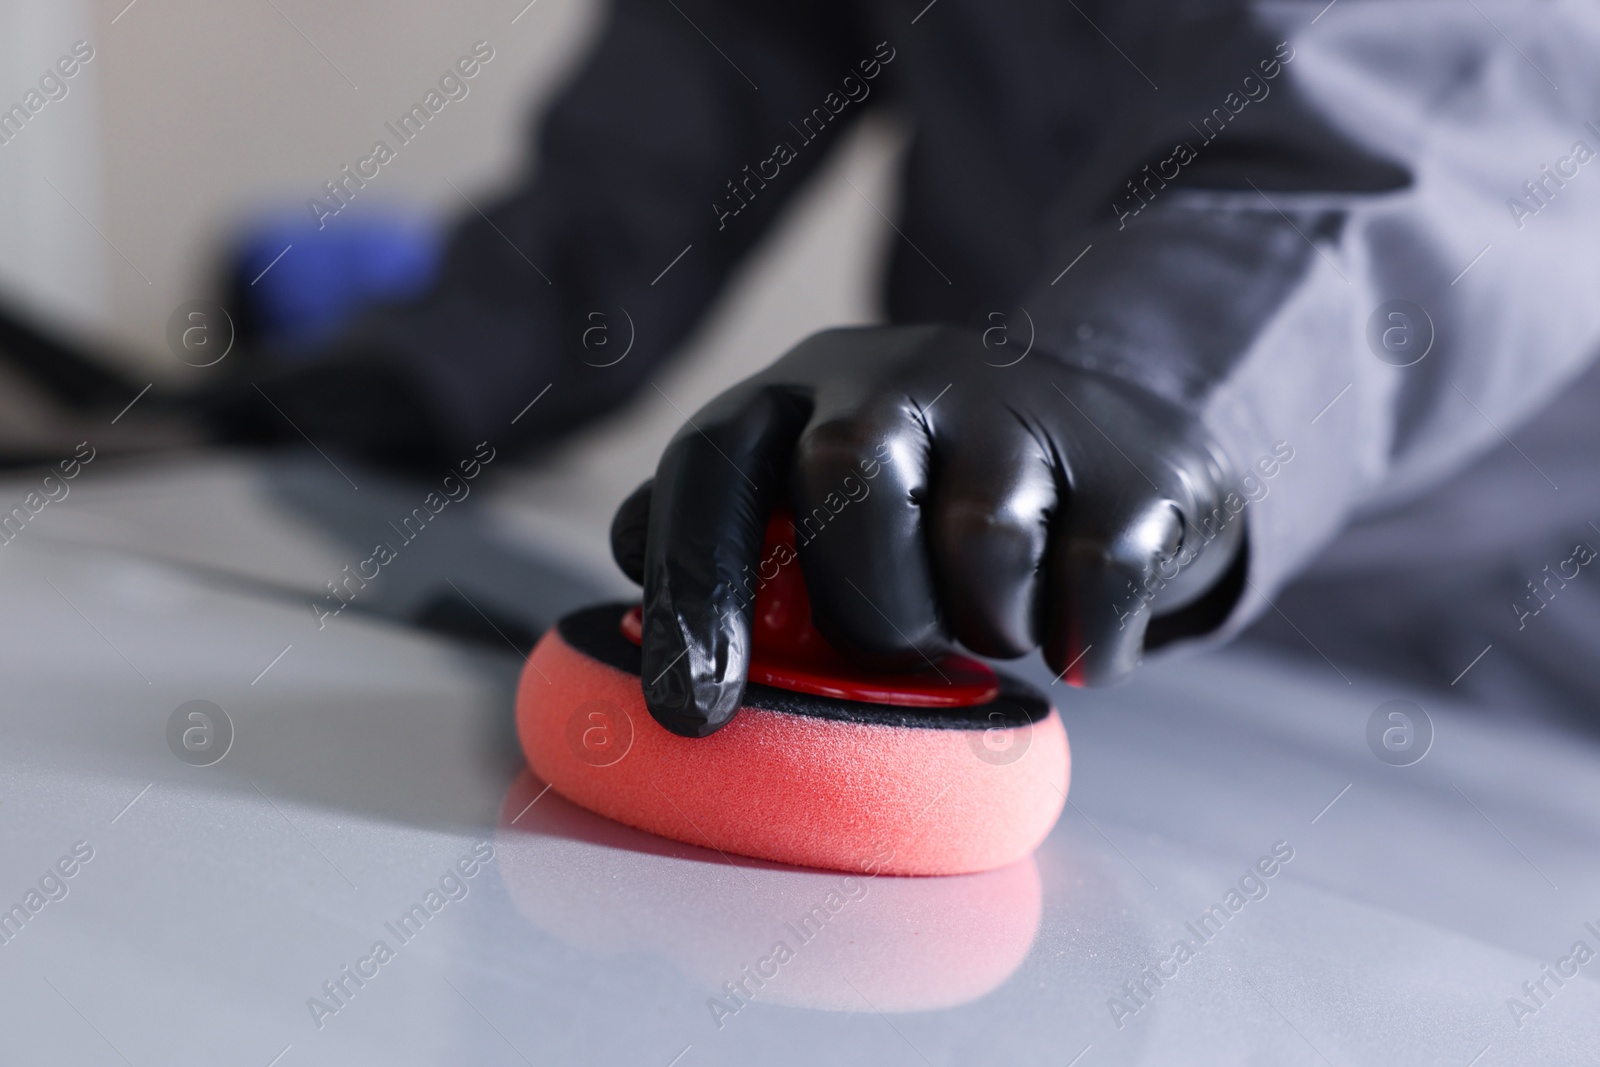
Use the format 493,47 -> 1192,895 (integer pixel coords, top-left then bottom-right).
609,324 -> 1246,738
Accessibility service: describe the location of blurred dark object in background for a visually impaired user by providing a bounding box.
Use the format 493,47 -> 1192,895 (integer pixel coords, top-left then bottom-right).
0,295 -> 200,467
192,213 -> 454,472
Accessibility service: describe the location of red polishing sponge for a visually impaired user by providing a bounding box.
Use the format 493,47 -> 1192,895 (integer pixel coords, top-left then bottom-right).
515,606 -> 1069,876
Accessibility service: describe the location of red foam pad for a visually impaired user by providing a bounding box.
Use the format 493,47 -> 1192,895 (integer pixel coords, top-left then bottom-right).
516,609 -> 1069,876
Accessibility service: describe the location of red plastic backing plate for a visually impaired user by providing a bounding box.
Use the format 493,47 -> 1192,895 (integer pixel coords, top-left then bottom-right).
619,511 -> 1001,708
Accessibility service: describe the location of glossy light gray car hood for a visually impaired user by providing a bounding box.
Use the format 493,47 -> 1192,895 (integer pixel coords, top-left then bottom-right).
1,456 -> 1594,1066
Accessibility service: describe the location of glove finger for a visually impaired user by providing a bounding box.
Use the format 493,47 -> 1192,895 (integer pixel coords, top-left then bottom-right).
790,388 -> 949,669
642,384 -> 810,736
609,479 -> 653,585
1043,493 -> 1184,686
924,413 -> 1057,658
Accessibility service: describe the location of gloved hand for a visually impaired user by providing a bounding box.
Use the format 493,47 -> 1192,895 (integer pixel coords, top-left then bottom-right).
610,325 -> 1245,737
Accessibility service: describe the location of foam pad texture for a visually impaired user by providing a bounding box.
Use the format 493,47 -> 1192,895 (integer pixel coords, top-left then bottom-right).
515,606 -> 1069,876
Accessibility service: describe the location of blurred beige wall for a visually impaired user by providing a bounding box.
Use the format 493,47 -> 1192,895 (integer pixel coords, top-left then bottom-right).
0,1 -> 109,332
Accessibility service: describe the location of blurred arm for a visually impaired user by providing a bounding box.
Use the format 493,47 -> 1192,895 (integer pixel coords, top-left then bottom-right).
331,0 -> 873,456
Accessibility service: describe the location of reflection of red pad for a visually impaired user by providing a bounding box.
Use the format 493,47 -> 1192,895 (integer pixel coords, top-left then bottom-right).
516,605 -> 1068,876
496,771 -> 1044,1012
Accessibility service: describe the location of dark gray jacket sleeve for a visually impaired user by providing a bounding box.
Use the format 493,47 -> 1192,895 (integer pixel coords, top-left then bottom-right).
334,0 -> 871,453
1023,3 -> 1600,643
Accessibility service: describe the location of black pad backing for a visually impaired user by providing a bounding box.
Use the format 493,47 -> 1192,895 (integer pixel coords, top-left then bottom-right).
557,603 -> 1052,731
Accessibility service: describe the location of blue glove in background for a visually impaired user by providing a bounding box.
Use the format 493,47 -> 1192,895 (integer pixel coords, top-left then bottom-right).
229,213 -> 441,351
